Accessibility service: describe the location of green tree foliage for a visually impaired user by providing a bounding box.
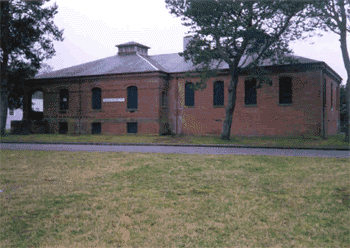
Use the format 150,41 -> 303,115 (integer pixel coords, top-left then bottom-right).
165,0 -> 314,140
0,0 -> 64,135
36,63 -> 54,76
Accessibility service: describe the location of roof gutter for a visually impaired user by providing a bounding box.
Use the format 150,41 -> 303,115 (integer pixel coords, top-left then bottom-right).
28,70 -> 169,83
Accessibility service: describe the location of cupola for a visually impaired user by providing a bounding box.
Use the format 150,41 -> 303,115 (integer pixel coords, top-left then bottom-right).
116,41 -> 150,56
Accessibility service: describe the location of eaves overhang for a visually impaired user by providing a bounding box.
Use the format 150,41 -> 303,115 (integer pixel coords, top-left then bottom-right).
320,62 -> 343,84
240,62 -> 342,83
26,70 -> 170,85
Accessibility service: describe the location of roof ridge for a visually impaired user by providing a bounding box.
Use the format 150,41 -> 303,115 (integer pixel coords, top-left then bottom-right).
136,53 -> 159,71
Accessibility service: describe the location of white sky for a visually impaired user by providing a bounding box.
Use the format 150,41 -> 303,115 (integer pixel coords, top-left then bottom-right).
46,0 -> 349,85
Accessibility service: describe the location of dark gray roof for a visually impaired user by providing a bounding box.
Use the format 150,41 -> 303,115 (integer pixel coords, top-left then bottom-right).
36,54 -> 160,79
35,52 -> 324,79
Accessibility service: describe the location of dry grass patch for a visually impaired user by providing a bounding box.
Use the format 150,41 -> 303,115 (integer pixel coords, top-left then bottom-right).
0,151 -> 349,247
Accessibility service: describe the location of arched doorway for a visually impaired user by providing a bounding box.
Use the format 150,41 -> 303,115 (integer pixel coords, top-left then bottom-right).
30,90 -> 43,121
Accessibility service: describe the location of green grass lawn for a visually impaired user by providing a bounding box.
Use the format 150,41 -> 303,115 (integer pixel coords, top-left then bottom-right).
1,133 -> 349,149
1,151 -> 349,247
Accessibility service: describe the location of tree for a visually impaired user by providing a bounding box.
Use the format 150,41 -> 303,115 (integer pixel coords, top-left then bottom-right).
0,0 -> 64,135
310,0 -> 350,142
165,0 -> 314,140
37,63 -> 54,76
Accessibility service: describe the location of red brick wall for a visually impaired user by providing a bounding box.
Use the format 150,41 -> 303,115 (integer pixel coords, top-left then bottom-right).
168,70 -> 324,137
42,73 -> 165,135
31,68 -> 339,137
324,74 -> 340,135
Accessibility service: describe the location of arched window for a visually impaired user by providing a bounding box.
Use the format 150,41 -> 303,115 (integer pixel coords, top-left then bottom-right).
127,86 -> 138,110
31,91 -> 43,112
92,88 -> 101,110
245,78 -> 257,105
185,83 -> 194,107
60,89 -> 69,111
279,77 -> 292,104
213,81 -> 224,106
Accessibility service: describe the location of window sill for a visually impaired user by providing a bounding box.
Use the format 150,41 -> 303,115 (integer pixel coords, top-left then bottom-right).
184,106 -> 195,108
91,109 -> 102,112
213,105 -> 225,108
244,104 -> 257,107
127,108 -> 138,113
279,103 -> 293,106
59,110 -> 68,113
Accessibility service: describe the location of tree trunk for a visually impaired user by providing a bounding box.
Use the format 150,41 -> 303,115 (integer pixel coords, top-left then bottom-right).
337,0 -> 350,142
221,66 -> 240,140
0,1 -> 10,136
0,90 -> 8,136
0,59 -> 9,136
344,78 -> 350,143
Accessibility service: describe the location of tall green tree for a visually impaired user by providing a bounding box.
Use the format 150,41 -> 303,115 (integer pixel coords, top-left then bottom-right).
310,0 -> 350,142
0,0 -> 63,135
165,0 -> 314,140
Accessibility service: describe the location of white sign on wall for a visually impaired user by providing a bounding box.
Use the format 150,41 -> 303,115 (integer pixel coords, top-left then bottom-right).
103,98 -> 125,103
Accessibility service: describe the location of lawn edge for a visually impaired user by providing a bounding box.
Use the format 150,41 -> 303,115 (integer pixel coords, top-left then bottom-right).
1,140 -> 349,151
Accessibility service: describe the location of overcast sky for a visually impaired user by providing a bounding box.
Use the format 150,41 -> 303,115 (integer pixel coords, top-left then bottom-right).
45,0 -> 348,85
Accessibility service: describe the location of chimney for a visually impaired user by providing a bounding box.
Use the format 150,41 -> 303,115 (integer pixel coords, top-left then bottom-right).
183,36 -> 193,52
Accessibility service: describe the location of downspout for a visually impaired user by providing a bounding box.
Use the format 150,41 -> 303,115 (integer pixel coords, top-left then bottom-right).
175,76 -> 179,134
321,68 -> 326,139
337,82 -> 340,133
320,69 -> 323,138
78,78 -> 82,134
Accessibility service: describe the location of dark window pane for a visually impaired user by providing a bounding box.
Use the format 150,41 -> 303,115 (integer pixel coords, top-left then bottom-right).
127,86 -> 138,109
92,122 -> 101,134
127,122 -> 137,133
92,88 -> 101,110
245,79 -> 257,105
59,122 -> 68,134
213,81 -> 224,106
279,77 -> 292,104
331,83 -> 333,108
60,89 -> 69,110
185,83 -> 194,107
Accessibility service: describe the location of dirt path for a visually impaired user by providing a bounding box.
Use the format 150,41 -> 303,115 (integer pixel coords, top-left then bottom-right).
1,143 -> 349,158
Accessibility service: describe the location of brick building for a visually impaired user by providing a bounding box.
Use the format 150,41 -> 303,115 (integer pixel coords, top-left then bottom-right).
22,38 -> 342,137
